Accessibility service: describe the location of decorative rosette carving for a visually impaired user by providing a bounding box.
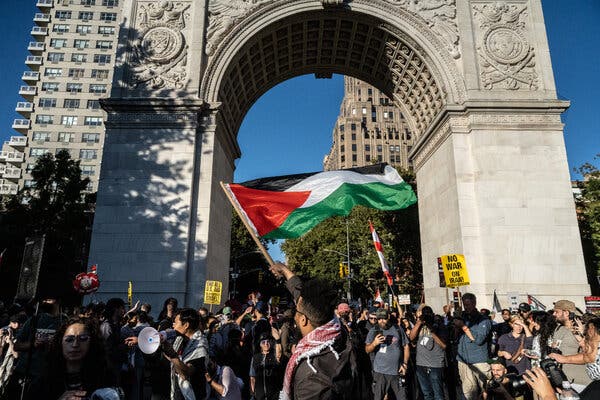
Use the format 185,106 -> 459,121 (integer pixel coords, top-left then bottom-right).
384,0 -> 460,59
129,1 -> 191,90
473,3 -> 539,90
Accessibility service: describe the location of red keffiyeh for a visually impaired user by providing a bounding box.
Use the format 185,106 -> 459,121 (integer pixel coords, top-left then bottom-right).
282,317 -> 342,400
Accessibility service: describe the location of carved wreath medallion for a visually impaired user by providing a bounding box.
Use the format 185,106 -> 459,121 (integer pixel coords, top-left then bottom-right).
140,25 -> 184,64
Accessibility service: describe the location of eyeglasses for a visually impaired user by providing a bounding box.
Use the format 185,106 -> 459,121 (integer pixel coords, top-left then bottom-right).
63,334 -> 90,343
368,317 -> 377,321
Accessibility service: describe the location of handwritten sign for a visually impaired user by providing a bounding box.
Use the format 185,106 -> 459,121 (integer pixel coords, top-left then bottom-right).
204,280 -> 222,305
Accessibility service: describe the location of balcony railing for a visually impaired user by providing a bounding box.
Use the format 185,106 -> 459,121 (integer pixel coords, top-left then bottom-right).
3,167 -> 21,179
0,152 -> 25,163
19,86 -> 37,96
36,0 -> 53,7
25,56 -> 43,65
30,27 -> 48,36
33,13 -> 51,24
16,102 -> 34,115
22,71 -> 40,82
28,41 -> 45,52
12,119 -> 31,130
0,166 -> 5,174
9,136 -> 27,147
0,184 -> 18,195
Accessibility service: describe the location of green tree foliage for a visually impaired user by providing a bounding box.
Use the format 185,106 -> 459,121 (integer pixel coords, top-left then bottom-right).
574,154 -> 600,293
0,150 -> 94,304
281,168 -> 423,301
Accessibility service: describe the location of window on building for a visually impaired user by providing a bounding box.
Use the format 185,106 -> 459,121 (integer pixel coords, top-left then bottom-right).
47,52 -> 65,62
365,144 -> 370,152
42,82 -> 60,92
351,108 -> 356,115
66,83 -> 83,93
351,133 -> 356,141
84,116 -> 102,126
81,165 -> 95,176
99,12 -> 117,22
38,98 -> 57,108
32,132 -> 51,142
44,67 -> 63,77
35,115 -> 53,124
61,116 -> 78,126
76,25 -> 92,34
71,53 -> 87,63
91,69 -> 109,79
340,134 -> 344,142
98,26 -> 115,35
390,145 -> 395,153
95,40 -> 113,49
350,123 -> 356,131
340,155 -> 345,163
56,148 -> 71,156
362,107 -> 367,115
68,68 -> 85,78
340,145 -> 345,153
388,111 -> 394,119
58,132 -> 75,142
53,24 -> 70,33
89,84 -> 107,94
81,0 -> 95,5
351,144 -> 357,151
365,155 -> 371,162
74,39 -> 90,49
364,131 -> 370,139
25,164 -> 35,174
339,124 -> 344,132
377,155 -> 383,162
352,154 -> 357,162
55,10 -> 72,19
93,54 -> 111,64
79,149 -> 98,159
102,0 -> 119,6
30,148 -> 50,157
63,99 -> 80,108
78,11 -> 94,20
377,145 -> 382,152
50,38 -> 68,48
86,100 -> 101,109
82,133 -> 100,143
395,146 -> 400,152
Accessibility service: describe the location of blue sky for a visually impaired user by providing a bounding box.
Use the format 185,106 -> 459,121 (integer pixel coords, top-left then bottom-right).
0,2 -> 598,260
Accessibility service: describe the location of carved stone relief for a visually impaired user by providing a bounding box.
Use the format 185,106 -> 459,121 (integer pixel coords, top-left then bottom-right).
384,0 -> 460,59
129,1 -> 192,90
472,3 -> 539,90
206,0 -> 270,56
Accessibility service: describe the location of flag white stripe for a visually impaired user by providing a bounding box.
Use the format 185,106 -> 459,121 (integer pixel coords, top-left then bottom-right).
287,165 -> 403,208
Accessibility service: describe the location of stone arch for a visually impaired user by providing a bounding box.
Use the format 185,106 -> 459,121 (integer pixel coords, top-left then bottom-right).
201,0 -> 466,141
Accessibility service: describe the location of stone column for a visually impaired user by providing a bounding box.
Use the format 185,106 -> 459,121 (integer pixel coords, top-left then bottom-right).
88,99 -> 206,309
414,108 -> 590,312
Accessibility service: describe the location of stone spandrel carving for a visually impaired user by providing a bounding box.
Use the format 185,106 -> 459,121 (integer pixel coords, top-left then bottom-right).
473,3 -> 539,90
384,0 -> 460,59
129,1 -> 191,90
206,0 -> 270,56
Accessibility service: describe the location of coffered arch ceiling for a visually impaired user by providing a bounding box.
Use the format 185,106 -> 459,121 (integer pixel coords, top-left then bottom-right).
203,9 -> 462,143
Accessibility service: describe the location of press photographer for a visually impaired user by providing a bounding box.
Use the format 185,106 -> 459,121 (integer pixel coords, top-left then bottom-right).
483,358 -> 530,400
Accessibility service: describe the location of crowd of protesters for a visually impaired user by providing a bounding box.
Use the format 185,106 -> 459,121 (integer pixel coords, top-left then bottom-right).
0,262 -> 599,400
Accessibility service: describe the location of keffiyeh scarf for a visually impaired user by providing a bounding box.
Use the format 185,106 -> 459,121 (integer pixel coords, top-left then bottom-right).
282,317 -> 342,400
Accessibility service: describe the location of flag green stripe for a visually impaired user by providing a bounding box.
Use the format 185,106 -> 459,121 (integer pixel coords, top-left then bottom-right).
263,181 -> 416,239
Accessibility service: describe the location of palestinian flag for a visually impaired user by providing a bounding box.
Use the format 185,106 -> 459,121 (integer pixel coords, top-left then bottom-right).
224,164 -> 416,239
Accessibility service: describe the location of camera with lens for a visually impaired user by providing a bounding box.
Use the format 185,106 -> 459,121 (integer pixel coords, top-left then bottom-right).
0,328 -> 8,336
486,373 -> 529,398
539,358 -> 569,388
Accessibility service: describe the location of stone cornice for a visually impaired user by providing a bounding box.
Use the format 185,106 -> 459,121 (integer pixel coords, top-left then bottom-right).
100,98 -> 207,113
410,100 -> 570,170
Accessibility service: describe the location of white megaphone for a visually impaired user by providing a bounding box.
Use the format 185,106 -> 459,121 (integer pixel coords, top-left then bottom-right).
137,327 -> 161,354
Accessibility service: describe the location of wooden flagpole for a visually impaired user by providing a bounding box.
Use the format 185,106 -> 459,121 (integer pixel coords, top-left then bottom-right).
220,181 -> 275,266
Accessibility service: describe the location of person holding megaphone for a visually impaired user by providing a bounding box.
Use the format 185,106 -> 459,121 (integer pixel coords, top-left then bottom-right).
125,308 -> 208,400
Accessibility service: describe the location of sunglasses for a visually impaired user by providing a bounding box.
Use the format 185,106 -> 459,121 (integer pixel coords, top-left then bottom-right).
260,339 -> 271,346
368,316 -> 377,320
63,334 -> 90,343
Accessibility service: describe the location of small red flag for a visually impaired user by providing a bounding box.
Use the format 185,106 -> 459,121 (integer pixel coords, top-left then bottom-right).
369,222 -> 393,286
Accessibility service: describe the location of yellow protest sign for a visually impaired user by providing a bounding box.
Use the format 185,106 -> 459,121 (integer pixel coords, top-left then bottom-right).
204,280 -> 222,305
127,281 -> 132,308
441,254 -> 470,288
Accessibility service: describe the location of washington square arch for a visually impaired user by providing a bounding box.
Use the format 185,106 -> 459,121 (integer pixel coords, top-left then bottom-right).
88,0 -> 590,312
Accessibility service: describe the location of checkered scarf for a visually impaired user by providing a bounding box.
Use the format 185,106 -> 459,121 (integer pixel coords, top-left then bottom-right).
282,317 -> 341,400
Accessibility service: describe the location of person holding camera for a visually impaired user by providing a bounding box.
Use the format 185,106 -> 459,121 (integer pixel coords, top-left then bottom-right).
409,306 -> 447,400
454,293 -> 493,400
366,308 -> 410,400
549,317 -> 600,393
483,358 -> 523,400
549,300 -> 591,391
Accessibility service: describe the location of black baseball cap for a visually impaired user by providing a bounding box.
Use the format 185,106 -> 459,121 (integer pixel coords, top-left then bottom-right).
518,303 -> 531,312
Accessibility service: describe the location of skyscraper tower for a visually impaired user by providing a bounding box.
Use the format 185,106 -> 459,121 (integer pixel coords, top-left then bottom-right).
323,76 -> 415,171
0,0 -> 122,196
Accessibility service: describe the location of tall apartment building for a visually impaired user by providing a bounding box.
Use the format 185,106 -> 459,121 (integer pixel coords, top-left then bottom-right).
0,0 -> 122,196
323,77 -> 416,171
